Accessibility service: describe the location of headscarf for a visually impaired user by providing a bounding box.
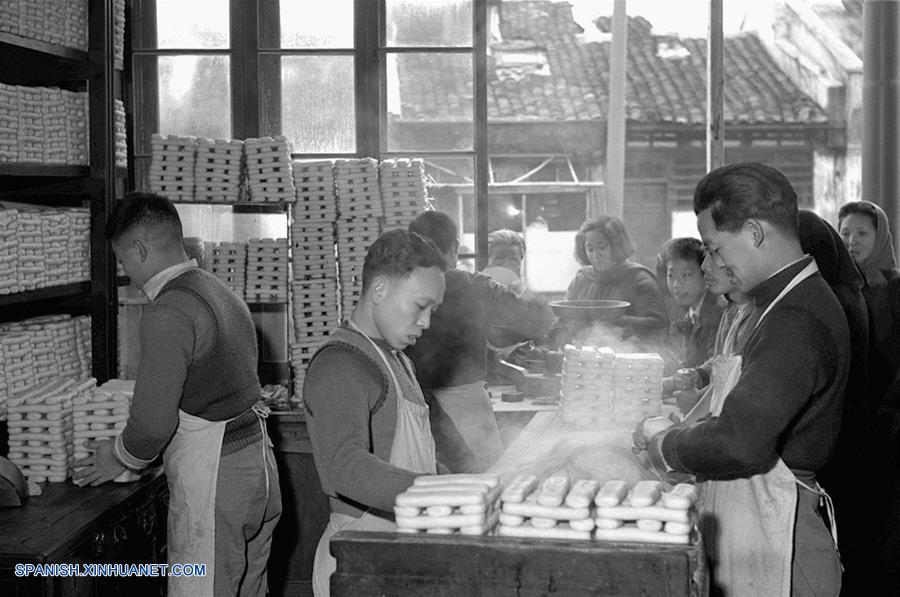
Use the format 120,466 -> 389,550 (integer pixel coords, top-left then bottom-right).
799,210 -> 864,292
846,201 -> 897,288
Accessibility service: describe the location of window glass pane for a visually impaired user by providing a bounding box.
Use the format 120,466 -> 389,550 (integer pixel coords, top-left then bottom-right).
387,53 -> 473,151
157,55 -> 231,139
266,55 -> 355,153
422,157 -> 476,270
278,0 -> 354,48
386,0 -> 472,47
156,0 -> 229,49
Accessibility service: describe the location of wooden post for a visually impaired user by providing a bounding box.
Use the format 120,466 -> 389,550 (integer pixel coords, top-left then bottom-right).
474,0 -> 489,269
863,0 -> 900,247
605,0 -> 627,219
707,0 -> 724,171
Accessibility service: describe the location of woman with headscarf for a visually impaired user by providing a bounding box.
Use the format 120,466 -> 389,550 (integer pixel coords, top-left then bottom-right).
560,215 -> 667,348
838,202 -> 900,595
838,201 -> 900,403
799,209 -> 875,596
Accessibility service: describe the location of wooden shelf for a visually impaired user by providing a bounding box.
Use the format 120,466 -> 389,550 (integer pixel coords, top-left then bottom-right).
173,200 -> 292,212
0,31 -> 88,63
0,282 -> 91,307
0,164 -> 90,178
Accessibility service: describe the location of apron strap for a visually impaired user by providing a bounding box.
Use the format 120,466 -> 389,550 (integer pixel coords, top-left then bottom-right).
796,478 -> 842,570
251,403 -> 272,501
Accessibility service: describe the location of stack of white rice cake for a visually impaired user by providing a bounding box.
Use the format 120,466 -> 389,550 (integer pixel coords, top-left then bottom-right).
245,238 -> 289,302
0,209 -> 17,294
498,475 -> 598,540
63,89 -> 88,165
16,209 -> 45,290
292,159 -> 337,222
6,377 -> 87,485
0,332 -> 34,422
289,158 -> 340,395
612,353 -> 665,425
244,136 -> 295,203
559,345 -> 664,427
194,138 -> 243,202
149,134 -> 197,202
560,345 -> 615,425
497,475 -> 698,544
66,207 -> 90,283
41,209 -> 69,286
335,158 -> 381,316
0,82 -> 17,162
593,480 -> 697,544
113,98 -> 127,168
73,378 -> 139,483
394,474 -> 501,535
208,241 -> 247,299
378,158 -> 428,230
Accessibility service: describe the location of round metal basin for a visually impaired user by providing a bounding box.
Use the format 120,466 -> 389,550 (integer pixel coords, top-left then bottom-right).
548,299 -> 630,324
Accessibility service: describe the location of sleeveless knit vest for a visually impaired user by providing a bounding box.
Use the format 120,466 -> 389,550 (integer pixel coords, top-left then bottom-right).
157,269 -> 261,420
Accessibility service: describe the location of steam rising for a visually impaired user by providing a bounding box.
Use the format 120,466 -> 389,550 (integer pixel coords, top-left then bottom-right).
490,424 -> 657,486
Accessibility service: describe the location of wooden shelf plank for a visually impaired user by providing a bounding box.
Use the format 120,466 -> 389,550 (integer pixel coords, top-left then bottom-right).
173,200 -> 293,212
0,164 -> 90,178
0,282 -> 91,307
0,31 -> 88,63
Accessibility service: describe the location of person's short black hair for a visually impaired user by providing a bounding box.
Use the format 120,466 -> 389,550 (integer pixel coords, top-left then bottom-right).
838,201 -> 879,230
574,215 -> 634,266
693,162 -> 799,236
656,237 -> 704,280
105,191 -> 183,242
488,229 -> 526,257
408,211 -> 458,254
361,229 -> 447,292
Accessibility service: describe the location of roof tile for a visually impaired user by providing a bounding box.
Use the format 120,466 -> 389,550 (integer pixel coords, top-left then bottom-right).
397,1 -> 827,126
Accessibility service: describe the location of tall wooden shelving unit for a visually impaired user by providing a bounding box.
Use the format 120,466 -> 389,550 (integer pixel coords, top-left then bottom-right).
0,0 -> 122,383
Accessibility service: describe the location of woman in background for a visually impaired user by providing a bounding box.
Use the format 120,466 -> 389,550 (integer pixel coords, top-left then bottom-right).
839,201 -> 900,595
838,201 -> 899,401
561,215 -> 667,347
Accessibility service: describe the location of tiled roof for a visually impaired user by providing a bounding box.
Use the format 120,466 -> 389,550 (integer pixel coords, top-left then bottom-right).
396,0 -> 828,126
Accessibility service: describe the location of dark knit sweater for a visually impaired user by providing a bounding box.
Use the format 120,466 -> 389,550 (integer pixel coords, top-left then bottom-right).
661,258 -> 849,480
122,269 -> 262,460
304,325 -> 426,518
565,261 -> 668,334
669,291 -> 725,371
406,269 -> 553,389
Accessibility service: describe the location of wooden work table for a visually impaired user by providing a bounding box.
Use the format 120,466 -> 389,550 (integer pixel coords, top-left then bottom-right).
329,411 -> 708,596
0,470 -> 168,597
263,398 -> 561,596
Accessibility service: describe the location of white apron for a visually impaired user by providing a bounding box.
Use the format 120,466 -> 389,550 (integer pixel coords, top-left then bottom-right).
312,322 -> 437,597
163,404 -> 271,597
682,302 -> 753,426
699,260 -> 838,597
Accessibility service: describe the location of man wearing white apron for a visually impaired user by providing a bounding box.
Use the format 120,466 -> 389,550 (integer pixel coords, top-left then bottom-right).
303,230 -> 447,597
634,163 -> 849,597
73,192 -> 282,597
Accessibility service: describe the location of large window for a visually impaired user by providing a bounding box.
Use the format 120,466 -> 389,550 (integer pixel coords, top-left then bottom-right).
131,0 -> 844,294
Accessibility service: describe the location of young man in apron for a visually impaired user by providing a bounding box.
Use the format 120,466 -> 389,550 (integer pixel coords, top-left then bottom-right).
633,163 -> 849,597
73,192 -> 282,597
303,229 -> 447,597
